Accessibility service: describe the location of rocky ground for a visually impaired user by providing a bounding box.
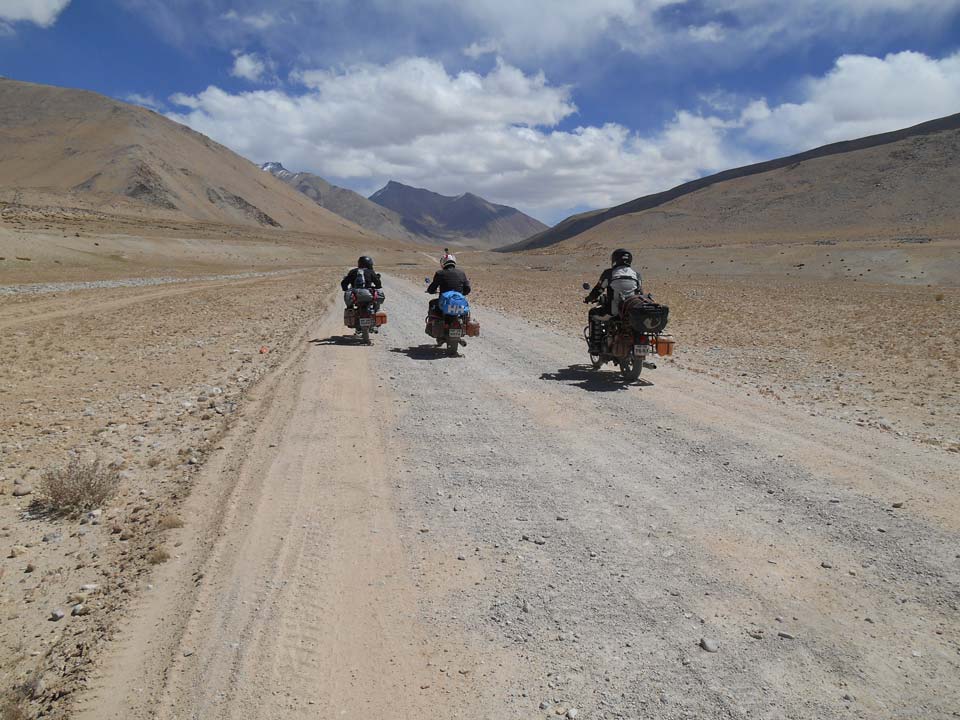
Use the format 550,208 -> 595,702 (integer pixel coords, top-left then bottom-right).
0,270 -> 336,718
74,276 -> 960,720
1,232 -> 957,719
441,260 -> 959,452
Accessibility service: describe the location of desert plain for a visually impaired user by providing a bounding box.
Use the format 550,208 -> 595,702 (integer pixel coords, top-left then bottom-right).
1,193 -> 958,719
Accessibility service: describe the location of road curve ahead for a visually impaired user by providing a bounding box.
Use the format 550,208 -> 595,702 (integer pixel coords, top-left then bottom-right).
79,275 -> 960,720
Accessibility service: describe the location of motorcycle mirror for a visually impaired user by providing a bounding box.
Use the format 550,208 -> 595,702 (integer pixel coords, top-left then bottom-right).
581,282 -> 591,290
424,277 -> 431,284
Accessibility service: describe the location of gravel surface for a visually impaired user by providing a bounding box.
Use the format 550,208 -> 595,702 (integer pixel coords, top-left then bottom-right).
78,275 -> 960,720
0,269 -> 296,295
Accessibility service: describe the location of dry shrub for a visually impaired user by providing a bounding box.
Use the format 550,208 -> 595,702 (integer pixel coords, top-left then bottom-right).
147,546 -> 171,565
1,699 -> 28,720
157,514 -> 184,530
39,457 -> 120,517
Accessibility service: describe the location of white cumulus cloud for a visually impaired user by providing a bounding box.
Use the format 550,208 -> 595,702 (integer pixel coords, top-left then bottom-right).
166,51 -> 960,220
0,0 -> 71,27
742,51 -> 960,152
230,50 -> 270,82
221,9 -> 278,30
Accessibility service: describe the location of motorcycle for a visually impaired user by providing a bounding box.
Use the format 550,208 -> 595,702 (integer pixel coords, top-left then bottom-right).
343,288 -> 387,344
582,283 -> 674,381
424,279 -> 480,356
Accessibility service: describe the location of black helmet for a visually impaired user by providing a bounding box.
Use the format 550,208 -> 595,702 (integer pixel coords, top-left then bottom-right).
611,248 -> 632,267
358,255 -> 373,269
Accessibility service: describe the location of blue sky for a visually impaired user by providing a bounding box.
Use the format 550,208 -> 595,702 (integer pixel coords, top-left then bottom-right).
3,1 -> 960,223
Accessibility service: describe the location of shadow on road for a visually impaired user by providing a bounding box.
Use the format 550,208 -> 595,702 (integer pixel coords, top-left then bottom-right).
309,335 -> 368,346
389,345 -> 459,361
540,364 -> 652,392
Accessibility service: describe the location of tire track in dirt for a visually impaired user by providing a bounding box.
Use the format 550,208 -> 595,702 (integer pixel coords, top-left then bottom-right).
76,276 -> 960,720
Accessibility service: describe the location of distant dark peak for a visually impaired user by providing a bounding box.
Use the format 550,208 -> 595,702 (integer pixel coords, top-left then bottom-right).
367,177 -> 547,248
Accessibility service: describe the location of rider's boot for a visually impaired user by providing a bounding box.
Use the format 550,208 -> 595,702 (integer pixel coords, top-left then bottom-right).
589,319 -> 604,354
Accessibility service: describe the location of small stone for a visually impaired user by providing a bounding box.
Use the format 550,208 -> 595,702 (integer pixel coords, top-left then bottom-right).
700,638 -> 719,653
567,709 -> 579,719
71,603 -> 89,617
419,527 -> 430,533
457,554 -> 466,561
24,563 -> 35,573
777,631 -> 796,640
540,701 -> 551,710
119,529 -> 133,541
183,650 -> 194,657
50,609 -> 65,621
80,584 -> 99,593
522,600 -> 531,613
892,502 -> 904,509
42,531 -> 63,544
554,708 -> 567,716
12,485 -> 32,497
821,561 -> 833,569
8,545 -> 27,558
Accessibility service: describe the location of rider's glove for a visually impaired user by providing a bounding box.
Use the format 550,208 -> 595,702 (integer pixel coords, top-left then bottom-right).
582,297 -> 591,304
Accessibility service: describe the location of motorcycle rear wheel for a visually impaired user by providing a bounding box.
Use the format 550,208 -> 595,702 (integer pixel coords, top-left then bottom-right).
620,351 -> 642,382
361,327 -> 371,344
589,353 -> 603,369
446,338 -> 459,357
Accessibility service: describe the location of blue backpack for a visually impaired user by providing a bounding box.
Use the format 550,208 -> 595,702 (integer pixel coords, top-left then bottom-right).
438,291 -> 470,316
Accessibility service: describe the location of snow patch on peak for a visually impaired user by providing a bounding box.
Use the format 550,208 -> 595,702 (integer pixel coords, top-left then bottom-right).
261,161 -> 294,179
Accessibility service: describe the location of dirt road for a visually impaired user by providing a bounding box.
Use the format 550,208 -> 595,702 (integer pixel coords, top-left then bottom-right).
77,276 -> 960,719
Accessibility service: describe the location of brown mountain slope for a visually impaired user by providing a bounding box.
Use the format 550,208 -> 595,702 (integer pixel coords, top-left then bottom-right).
369,180 -> 547,248
501,113 -> 960,252
0,79 -> 367,236
261,162 -> 421,242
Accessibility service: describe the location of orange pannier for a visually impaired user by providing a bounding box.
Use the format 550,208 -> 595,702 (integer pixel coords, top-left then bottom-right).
655,336 -> 675,356
466,320 -> 480,337
375,311 -> 388,326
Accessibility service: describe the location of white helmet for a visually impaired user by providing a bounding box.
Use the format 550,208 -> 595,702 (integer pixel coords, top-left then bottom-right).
442,253 -> 457,268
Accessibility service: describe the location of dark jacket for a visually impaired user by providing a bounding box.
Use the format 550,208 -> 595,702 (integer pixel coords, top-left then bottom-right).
341,267 -> 382,291
427,267 -> 470,295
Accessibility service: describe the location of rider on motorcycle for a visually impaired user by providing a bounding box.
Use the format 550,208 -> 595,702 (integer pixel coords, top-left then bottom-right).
341,255 -> 382,305
584,248 -> 641,354
342,255 -> 383,333
426,254 -> 471,315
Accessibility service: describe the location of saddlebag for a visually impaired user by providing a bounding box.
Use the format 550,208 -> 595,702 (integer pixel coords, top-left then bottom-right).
466,319 -> 480,337
611,332 -> 633,358
343,308 -> 357,327
438,291 -> 470,317
655,335 -> 675,356
344,290 -> 374,308
375,311 -> 388,326
622,295 -> 669,334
